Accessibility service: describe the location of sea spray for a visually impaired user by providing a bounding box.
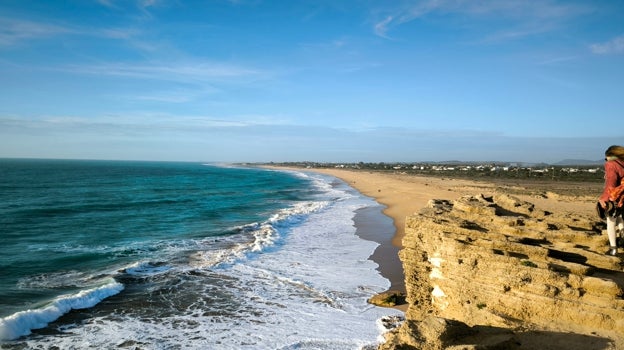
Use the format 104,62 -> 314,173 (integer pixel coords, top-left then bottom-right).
0,280 -> 123,340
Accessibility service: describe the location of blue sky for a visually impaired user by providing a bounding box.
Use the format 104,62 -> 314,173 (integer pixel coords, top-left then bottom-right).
0,0 -> 622,163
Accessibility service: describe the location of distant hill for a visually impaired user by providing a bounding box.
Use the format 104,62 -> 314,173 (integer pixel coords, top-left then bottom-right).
554,159 -> 603,166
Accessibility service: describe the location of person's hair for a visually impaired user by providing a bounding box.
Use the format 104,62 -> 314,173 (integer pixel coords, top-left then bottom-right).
605,145 -> 624,159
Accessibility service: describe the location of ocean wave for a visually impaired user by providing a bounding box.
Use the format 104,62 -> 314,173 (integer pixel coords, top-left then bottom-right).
192,200 -> 329,269
276,338 -> 376,350
268,201 -> 329,225
119,261 -> 171,276
0,280 -> 124,341
0,164 -> 403,348
16,270 -> 103,289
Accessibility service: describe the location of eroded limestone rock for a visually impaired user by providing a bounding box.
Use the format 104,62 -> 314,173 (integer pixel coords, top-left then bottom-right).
381,194 -> 624,350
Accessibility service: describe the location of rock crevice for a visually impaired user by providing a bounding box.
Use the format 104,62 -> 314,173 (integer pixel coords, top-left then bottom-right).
380,194 -> 624,350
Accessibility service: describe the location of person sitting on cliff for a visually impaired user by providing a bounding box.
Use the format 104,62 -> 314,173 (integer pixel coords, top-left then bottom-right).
599,145 -> 624,256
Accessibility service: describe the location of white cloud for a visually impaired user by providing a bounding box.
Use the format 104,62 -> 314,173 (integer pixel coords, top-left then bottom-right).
373,16 -> 394,38
63,61 -> 266,83
127,86 -> 220,103
590,35 -> 624,55
96,0 -> 117,8
0,112 -> 291,134
0,115 -> 612,163
0,16 -> 144,49
97,0 -> 160,11
141,0 -> 158,8
372,0 -> 590,40
0,17 -> 71,46
477,21 -> 558,44
535,55 -> 579,66
99,28 -> 139,40
397,0 -> 587,22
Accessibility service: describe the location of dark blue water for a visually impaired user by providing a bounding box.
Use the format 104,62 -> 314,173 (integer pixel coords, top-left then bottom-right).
0,159 -> 400,349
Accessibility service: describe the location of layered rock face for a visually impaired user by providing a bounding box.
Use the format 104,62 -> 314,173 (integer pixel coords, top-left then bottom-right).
381,194 -> 624,350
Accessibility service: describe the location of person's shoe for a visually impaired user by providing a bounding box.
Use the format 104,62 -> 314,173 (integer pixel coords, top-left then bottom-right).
606,246 -> 618,256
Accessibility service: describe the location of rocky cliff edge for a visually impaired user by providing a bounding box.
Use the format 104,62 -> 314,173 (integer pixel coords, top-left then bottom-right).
380,194 -> 624,350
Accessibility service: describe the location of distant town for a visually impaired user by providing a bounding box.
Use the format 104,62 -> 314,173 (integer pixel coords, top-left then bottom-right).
263,161 -> 605,182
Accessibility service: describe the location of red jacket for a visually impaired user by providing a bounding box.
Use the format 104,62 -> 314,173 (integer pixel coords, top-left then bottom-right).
600,159 -> 624,202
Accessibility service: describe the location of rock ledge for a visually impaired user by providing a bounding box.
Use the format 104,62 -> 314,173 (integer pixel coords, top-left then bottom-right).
380,194 -> 624,350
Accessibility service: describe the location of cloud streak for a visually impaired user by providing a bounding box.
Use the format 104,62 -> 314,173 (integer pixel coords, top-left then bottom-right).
0,115 -> 611,163
590,35 -> 624,55
0,17 -> 71,47
373,0 -> 590,41
62,60 -> 266,83
0,15 -> 151,52
97,0 -> 161,15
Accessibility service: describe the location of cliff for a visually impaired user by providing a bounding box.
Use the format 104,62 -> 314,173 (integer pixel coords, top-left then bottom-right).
380,193 -> 624,350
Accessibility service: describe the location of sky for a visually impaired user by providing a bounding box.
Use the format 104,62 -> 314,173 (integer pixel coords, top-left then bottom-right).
0,0 -> 623,164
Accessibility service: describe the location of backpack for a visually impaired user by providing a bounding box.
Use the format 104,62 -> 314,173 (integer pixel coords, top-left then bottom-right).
610,184 -> 624,208
608,160 -> 624,209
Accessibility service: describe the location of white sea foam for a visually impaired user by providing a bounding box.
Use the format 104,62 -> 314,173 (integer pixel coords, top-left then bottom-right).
193,199 -> 330,269
121,261 -> 171,276
0,280 -> 124,341
16,270 -> 92,289
5,171 -> 402,349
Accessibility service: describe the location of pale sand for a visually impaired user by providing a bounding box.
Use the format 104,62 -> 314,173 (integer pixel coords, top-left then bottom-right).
264,166 -> 599,297
305,169 -> 486,246
305,167 -> 598,244
265,165 -> 610,346
265,166 -> 497,292
276,167 -> 598,290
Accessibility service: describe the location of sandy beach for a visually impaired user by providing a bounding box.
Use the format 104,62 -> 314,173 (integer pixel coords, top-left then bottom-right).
265,166 -> 494,293
272,166 -> 601,298
305,168 -> 485,294
301,167 -> 616,349
306,169 -> 487,245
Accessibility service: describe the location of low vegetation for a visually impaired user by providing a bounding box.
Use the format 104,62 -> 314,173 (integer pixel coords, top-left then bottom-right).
265,161 -> 604,182
261,161 -> 605,198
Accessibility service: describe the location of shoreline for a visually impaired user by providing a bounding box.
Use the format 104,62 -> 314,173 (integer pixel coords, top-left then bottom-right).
302,168 -> 483,244
266,166 -> 599,299
263,165 -> 615,348
265,166 -> 486,295
305,168 -> 480,295
352,205 -> 404,292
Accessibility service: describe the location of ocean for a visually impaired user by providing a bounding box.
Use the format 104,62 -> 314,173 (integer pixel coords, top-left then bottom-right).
0,159 -> 402,349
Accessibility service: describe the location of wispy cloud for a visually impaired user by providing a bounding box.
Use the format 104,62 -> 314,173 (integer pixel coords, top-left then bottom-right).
0,112 -> 290,136
0,17 -> 71,47
96,0 -> 118,9
64,61 -> 266,83
97,0 -> 161,13
535,55 -> 579,66
140,0 -> 158,8
372,0 -> 590,41
590,35 -> 624,55
479,23 -> 557,44
128,87 -> 219,103
0,15 -> 150,51
96,27 -> 176,54
0,114 -> 610,162
373,15 -> 394,39
99,27 -> 139,40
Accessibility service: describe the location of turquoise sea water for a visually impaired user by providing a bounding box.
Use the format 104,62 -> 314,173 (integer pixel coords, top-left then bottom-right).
0,159 -> 400,349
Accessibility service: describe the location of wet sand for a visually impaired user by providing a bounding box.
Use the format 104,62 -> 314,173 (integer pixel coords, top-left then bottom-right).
304,168 -> 482,292
281,167 -> 599,292
265,166 -> 486,293
265,166 -> 600,299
